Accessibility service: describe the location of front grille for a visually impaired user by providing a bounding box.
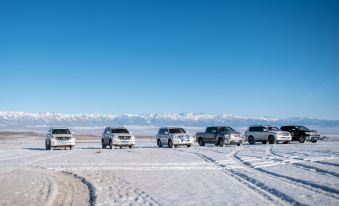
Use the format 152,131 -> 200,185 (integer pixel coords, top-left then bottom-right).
118,136 -> 131,140
56,137 -> 71,141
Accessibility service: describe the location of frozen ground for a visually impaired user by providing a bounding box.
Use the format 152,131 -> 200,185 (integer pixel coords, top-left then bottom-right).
0,136 -> 339,206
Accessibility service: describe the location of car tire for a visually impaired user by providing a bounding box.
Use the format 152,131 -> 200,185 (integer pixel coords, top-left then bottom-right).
129,145 -> 134,149
157,139 -> 163,148
248,136 -> 255,145
109,140 -> 113,149
187,144 -> 192,148
262,141 -> 267,144
218,138 -> 224,147
168,140 -> 174,148
299,136 -> 305,143
198,138 -> 205,146
268,136 -> 275,144
311,140 -> 317,143
237,143 -> 241,146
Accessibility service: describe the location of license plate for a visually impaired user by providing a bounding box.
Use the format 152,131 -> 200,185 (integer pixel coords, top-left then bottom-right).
122,141 -> 129,144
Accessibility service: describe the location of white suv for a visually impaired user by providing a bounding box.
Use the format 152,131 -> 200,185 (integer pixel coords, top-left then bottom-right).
45,127 -> 75,150
156,127 -> 194,148
245,125 -> 292,144
102,127 -> 135,149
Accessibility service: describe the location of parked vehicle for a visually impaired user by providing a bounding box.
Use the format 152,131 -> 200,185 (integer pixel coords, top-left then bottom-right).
156,127 -> 194,148
45,127 -> 75,150
196,126 -> 243,147
101,127 -> 135,149
245,125 -> 292,144
280,125 -> 320,143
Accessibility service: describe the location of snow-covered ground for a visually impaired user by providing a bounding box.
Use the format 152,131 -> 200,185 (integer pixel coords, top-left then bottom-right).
0,136 -> 339,206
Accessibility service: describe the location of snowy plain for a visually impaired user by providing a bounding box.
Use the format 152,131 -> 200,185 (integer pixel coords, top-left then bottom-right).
0,134 -> 339,206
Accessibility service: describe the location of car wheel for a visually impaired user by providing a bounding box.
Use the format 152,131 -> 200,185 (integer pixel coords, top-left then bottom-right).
168,140 -> 174,148
129,145 -> 134,149
268,136 -> 275,144
218,138 -> 224,147
311,140 -> 317,143
262,141 -> 267,144
109,140 -> 113,149
248,136 -> 255,145
299,136 -> 305,143
102,140 -> 106,149
187,144 -> 191,148
237,143 -> 241,146
198,138 -> 205,146
157,139 -> 163,148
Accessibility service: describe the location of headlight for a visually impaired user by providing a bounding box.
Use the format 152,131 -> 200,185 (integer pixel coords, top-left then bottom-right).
305,132 -> 311,135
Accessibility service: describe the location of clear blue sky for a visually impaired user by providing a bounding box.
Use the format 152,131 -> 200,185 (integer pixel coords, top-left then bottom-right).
0,0 -> 338,119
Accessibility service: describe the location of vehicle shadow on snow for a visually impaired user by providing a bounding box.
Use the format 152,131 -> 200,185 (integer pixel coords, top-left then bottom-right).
25,147 -> 47,151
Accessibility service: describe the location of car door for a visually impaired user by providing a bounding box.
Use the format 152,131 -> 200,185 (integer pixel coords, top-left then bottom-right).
104,128 -> 111,144
260,127 -> 269,140
289,127 -> 298,140
161,129 -> 169,144
251,127 -> 260,140
205,127 -> 217,143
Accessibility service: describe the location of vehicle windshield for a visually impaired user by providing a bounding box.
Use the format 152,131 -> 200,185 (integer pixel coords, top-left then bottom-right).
267,127 -> 280,131
111,129 -> 129,133
52,129 -> 71,134
169,128 -> 186,134
296,126 -> 309,131
219,127 -> 236,132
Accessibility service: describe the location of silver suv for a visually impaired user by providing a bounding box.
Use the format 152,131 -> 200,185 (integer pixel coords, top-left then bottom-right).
102,127 -> 135,149
45,127 -> 75,150
245,125 -> 292,144
156,127 -> 194,148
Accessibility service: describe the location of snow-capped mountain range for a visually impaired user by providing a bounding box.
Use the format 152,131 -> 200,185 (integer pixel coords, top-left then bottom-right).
1,111 -> 338,132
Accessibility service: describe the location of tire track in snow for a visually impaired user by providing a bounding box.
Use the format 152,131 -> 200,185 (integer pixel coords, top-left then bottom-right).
232,150 -> 339,200
177,148 -> 297,206
270,149 -> 339,168
191,146 -> 339,202
78,170 -> 161,206
266,146 -> 339,178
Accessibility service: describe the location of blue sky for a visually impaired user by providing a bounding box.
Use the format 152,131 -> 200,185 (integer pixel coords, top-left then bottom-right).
0,0 -> 338,119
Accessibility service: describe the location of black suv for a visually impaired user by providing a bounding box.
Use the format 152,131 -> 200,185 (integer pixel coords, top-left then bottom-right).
280,125 -> 320,143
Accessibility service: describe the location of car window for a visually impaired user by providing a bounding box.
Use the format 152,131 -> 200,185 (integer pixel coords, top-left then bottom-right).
158,129 -> 165,135
169,128 -> 186,134
211,128 -> 217,133
206,127 -> 212,133
267,127 -> 280,131
111,129 -> 129,133
52,129 -> 71,134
